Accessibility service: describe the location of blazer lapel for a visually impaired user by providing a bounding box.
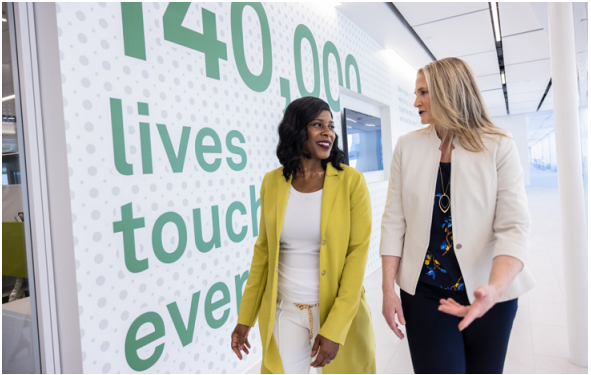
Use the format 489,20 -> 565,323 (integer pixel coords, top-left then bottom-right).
320,164 -> 341,240
275,171 -> 292,242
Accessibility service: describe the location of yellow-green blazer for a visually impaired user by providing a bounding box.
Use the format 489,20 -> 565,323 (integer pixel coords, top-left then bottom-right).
237,163 -> 376,374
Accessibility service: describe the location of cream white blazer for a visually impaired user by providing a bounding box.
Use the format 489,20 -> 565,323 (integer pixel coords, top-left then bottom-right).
380,126 -> 535,303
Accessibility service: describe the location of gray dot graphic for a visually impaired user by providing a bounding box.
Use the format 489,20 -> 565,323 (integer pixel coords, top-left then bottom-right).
111,187 -> 120,196
96,276 -> 105,286
89,188 -> 99,198
93,232 -> 102,242
102,61 -> 111,70
100,40 -> 109,49
101,341 -> 110,352
99,319 -> 108,329
97,298 -> 107,308
77,33 -> 87,43
94,254 -> 103,264
88,166 -> 97,176
102,363 -> 111,373
86,144 -> 95,154
99,19 -> 108,28
79,56 -> 89,66
121,311 -> 129,321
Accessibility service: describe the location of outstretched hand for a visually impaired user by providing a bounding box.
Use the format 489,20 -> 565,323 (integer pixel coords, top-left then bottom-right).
438,284 -> 500,331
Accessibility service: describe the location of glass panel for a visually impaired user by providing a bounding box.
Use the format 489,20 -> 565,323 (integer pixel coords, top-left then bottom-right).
2,3 -> 41,373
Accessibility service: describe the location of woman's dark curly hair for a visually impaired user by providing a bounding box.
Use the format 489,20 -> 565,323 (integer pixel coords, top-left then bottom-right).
276,97 -> 345,181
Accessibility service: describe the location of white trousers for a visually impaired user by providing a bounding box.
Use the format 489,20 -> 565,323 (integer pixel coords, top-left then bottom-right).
273,299 -> 321,374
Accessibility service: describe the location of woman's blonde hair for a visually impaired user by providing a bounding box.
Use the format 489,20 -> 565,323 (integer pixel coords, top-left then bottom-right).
418,57 -> 507,152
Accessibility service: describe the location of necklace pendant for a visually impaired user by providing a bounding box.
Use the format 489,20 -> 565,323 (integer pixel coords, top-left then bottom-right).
439,194 -> 450,213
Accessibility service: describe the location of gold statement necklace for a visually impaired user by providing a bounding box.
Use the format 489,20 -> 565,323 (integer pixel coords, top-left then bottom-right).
438,165 -> 450,213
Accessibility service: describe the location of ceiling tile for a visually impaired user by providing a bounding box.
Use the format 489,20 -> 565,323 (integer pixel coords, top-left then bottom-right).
489,107 -> 508,117
499,3 -> 544,36
416,10 -> 497,58
506,80 -> 550,96
509,90 -> 545,105
394,2 -> 489,27
481,89 -> 506,109
477,74 -> 502,91
461,50 -> 500,76
505,59 -> 551,88
503,29 -> 550,65
509,101 -> 538,114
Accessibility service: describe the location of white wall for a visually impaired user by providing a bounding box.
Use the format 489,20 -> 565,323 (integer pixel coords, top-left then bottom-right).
492,114 -> 531,185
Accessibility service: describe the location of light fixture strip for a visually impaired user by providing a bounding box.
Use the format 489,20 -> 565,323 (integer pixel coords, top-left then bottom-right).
2,94 -> 16,102
501,71 -> 506,85
490,2 -> 501,42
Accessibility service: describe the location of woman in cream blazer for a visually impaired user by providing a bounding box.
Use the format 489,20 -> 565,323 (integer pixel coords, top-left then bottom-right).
231,97 -> 376,374
381,58 -> 535,374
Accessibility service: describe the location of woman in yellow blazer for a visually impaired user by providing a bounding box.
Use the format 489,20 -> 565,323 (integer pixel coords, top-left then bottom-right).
230,97 -> 376,374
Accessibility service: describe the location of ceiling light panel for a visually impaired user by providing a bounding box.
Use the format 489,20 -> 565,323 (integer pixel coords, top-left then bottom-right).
394,2 -> 489,27
502,30 -> 551,65
413,10 -> 497,58
499,2 -> 544,37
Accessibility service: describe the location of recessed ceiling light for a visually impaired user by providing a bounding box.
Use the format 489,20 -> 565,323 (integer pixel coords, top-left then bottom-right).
490,2 -> 501,42
2,95 -> 15,102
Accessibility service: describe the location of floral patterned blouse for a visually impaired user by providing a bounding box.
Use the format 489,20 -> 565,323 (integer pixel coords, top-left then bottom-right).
418,162 -> 464,291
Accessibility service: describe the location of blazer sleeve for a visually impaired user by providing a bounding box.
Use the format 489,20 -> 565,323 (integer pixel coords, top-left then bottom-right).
379,139 -> 406,257
318,173 -> 372,345
237,174 -> 269,327
491,135 -> 531,266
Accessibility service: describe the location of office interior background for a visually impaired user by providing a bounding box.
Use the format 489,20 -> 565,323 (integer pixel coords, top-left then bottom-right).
2,2 -> 588,374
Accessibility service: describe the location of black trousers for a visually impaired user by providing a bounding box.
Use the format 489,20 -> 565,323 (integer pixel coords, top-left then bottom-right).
401,283 -> 518,374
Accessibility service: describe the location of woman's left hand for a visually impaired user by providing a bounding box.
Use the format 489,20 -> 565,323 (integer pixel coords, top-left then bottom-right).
310,334 -> 339,368
438,284 -> 501,331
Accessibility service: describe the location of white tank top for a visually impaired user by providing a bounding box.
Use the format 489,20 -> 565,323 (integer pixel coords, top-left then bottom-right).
277,185 -> 322,304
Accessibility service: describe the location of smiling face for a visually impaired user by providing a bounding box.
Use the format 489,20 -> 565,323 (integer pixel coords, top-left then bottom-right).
414,73 -> 435,125
302,110 -> 335,160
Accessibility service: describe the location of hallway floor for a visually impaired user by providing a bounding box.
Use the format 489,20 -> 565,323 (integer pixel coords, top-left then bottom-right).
365,167 -> 587,374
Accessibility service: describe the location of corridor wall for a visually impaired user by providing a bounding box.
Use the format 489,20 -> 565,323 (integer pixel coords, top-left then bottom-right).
53,2 -> 419,373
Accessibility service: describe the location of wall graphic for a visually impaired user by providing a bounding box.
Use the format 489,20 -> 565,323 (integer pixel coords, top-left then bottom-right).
55,2 -> 418,373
